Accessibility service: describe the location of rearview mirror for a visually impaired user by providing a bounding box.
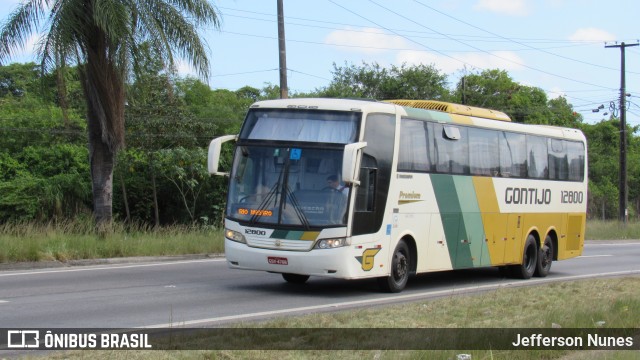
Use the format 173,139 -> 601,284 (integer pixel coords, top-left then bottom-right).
207,135 -> 238,176
341,142 -> 367,185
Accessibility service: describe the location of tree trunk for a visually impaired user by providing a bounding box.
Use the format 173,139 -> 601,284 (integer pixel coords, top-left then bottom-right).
149,153 -> 160,228
120,171 -> 130,223
88,117 -> 115,227
79,24 -> 126,229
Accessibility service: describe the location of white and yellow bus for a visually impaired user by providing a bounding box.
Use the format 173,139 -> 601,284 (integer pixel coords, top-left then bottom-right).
208,98 -> 587,292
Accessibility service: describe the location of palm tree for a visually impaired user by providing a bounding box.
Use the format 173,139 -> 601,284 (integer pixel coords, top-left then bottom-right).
0,0 -> 220,227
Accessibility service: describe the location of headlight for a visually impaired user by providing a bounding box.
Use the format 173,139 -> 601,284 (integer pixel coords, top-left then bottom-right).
314,237 -> 349,249
225,229 -> 246,244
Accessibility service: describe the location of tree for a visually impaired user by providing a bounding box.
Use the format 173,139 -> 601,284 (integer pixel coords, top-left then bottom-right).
0,0 -> 220,227
318,62 -> 450,100
454,69 -> 583,127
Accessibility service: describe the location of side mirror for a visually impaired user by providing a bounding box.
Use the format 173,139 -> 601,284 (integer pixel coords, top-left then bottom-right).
341,142 -> 367,185
207,135 -> 238,176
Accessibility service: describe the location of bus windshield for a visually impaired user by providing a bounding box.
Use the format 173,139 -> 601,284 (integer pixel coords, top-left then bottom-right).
226,145 -> 350,228
239,109 -> 359,143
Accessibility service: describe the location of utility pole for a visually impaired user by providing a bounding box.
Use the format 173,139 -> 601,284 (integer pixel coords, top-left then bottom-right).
605,41 -> 639,223
277,0 -> 288,99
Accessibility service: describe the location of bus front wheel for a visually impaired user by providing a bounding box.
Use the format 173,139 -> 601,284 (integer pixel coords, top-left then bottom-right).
509,235 -> 538,279
377,240 -> 410,293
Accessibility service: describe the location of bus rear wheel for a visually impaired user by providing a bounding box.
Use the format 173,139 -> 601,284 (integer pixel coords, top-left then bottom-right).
377,240 -> 410,293
509,235 -> 538,279
535,235 -> 553,277
282,273 -> 310,284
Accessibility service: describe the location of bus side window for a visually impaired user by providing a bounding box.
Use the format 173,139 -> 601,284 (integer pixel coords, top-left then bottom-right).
527,135 -> 549,179
566,140 -> 585,181
398,118 -> 431,172
499,132 -> 526,178
548,138 -> 568,180
434,124 -> 468,175
469,128 -> 499,176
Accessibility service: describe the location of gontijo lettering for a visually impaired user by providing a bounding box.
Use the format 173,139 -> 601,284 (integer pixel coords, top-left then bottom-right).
505,187 -> 551,205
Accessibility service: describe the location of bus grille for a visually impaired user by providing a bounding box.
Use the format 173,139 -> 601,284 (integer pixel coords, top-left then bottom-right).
246,237 -> 314,251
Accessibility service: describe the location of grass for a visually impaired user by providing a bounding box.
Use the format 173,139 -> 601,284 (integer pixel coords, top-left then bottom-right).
0,219 -> 639,264
585,219 -> 640,240
0,219 -> 224,264
28,276 -> 640,359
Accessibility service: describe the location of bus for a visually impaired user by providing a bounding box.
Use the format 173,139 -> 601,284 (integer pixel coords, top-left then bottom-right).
208,98 -> 587,292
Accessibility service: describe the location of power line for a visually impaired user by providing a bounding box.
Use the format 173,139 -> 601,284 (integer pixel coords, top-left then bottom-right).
218,6 -> 632,45
411,0 -> 639,75
364,0 -> 614,90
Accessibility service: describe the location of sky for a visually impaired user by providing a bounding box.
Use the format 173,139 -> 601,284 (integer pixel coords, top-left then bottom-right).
1,0 -> 639,126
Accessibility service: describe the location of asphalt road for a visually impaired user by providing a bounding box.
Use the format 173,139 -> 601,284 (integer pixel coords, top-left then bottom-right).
0,241 -> 639,328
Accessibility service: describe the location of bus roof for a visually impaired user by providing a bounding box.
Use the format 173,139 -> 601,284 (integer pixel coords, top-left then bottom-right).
385,99 -> 511,122
245,98 -> 585,143
248,98 -> 397,113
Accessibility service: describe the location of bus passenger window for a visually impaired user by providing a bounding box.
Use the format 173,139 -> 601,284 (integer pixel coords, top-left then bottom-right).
499,132 -> 526,178
566,141 -> 585,181
398,119 -> 431,172
469,128 -> 499,176
548,138 -> 568,180
527,135 -> 548,179
434,124 -> 468,175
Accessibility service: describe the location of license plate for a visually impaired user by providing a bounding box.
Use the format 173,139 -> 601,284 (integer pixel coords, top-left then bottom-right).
268,256 -> 288,265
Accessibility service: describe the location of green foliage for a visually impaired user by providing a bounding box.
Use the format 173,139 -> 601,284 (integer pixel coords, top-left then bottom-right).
318,62 -> 450,100
582,119 -> 623,219
1,59 -> 639,224
0,62 -> 42,97
153,147 -> 209,222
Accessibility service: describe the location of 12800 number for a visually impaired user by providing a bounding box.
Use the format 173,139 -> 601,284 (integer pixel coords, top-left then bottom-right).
561,190 -> 584,204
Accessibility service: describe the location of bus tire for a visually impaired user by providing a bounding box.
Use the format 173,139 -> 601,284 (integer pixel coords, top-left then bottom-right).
377,240 -> 410,293
282,273 -> 310,284
534,235 -> 553,277
509,235 -> 538,279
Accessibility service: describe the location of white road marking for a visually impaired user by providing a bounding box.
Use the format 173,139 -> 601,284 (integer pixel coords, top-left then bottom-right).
586,242 -> 640,246
0,300 -> 8,304
141,269 -> 640,329
0,258 -> 225,278
578,255 -> 614,258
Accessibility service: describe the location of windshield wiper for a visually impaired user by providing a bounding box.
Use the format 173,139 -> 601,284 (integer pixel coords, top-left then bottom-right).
283,185 -> 310,230
249,167 -> 284,225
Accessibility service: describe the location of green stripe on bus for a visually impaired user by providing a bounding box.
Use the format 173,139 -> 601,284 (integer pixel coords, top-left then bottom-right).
431,174 -> 491,269
270,229 -> 318,241
453,176 -> 491,267
431,174 -> 473,268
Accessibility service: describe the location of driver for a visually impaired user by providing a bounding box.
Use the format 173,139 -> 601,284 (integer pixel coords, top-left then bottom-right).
326,175 -> 349,196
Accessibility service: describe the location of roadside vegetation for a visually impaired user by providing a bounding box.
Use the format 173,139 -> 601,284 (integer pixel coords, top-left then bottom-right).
0,219 -> 224,263
585,220 -> 640,241
0,219 -> 638,264
35,276 -> 640,359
